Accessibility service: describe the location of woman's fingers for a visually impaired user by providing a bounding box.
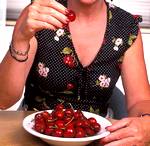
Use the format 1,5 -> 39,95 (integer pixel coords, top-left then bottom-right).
34,0 -> 67,14
106,118 -> 132,132
100,126 -> 133,144
103,137 -> 144,146
30,4 -> 69,25
27,19 -> 57,32
19,0 -> 70,39
100,117 -> 149,145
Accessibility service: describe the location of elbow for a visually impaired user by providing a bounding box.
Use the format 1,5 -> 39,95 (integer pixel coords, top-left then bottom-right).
0,91 -> 24,110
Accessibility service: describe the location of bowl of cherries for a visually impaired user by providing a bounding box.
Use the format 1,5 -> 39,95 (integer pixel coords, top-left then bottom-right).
23,103 -> 111,146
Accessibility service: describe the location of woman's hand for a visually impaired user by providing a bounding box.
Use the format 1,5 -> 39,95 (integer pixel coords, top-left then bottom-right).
99,117 -> 150,146
13,0 -> 69,43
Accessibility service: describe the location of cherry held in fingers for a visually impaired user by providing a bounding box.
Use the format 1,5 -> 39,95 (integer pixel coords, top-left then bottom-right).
66,10 -> 76,22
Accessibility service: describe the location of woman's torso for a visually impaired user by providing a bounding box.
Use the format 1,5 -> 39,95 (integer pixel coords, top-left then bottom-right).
23,1 -> 141,116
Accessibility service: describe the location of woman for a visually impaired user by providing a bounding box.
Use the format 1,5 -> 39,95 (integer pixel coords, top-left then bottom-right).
0,0 -> 150,145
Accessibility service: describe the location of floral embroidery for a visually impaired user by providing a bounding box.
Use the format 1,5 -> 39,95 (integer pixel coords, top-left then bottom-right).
133,15 -> 142,23
96,75 -> 111,88
61,47 -> 77,68
54,28 -> 65,41
66,83 -> 75,90
37,62 -> 49,77
128,34 -> 137,46
109,3 -> 116,9
112,38 -> 123,51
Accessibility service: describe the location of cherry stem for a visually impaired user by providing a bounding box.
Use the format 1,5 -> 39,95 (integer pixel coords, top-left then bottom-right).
65,116 -> 74,126
47,118 -> 57,123
68,103 -> 74,110
57,99 -> 65,104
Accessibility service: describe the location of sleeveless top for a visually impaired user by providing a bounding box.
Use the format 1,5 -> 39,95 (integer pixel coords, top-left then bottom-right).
23,1 -> 142,116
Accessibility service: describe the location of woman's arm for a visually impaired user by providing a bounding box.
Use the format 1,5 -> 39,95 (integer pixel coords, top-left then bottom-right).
0,37 -> 37,109
121,30 -> 150,116
99,30 -> 150,145
0,0 -> 69,109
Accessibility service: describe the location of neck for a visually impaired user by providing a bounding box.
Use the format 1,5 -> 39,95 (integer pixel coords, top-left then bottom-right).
67,0 -> 105,21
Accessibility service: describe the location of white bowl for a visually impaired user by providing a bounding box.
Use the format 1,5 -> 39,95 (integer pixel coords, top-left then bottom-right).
23,110 -> 112,146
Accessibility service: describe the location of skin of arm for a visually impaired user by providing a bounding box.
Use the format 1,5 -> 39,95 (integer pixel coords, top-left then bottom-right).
0,37 -> 37,109
99,30 -> 150,145
0,0 -> 68,109
121,30 -> 150,116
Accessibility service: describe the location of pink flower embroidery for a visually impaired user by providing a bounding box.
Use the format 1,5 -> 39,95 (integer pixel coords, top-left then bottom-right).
37,62 -> 49,77
96,75 -> 111,88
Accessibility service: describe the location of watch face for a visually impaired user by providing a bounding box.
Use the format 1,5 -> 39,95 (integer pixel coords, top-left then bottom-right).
6,0 -> 31,20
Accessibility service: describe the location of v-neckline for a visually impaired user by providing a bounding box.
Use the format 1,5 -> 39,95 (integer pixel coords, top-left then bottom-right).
65,2 -> 110,69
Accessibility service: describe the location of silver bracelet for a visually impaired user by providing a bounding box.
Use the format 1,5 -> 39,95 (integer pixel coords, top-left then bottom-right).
10,42 -> 30,56
140,113 -> 150,117
9,48 -> 28,62
9,42 -> 30,62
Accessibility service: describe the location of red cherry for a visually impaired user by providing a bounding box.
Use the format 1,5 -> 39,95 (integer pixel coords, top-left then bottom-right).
54,110 -> 64,120
74,110 -> 84,119
35,113 -> 43,120
63,55 -> 75,68
34,122 -> 46,133
65,108 -> 74,117
63,127 -> 75,138
64,116 -> 73,124
66,9 -> 76,22
67,83 -> 74,90
44,127 -> 54,135
46,122 -> 55,128
88,117 -> 97,125
66,121 -> 75,128
92,122 -> 101,132
86,127 -> 95,136
55,104 -> 64,111
75,127 -> 86,138
55,120 -> 65,129
46,114 -> 55,123
75,120 -> 83,127
82,119 -> 91,128
52,129 -> 64,137
41,111 -> 50,120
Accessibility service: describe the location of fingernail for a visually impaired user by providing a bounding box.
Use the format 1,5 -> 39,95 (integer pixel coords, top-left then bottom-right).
65,18 -> 70,23
62,23 -> 68,28
65,9 -> 70,15
105,126 -> 111,130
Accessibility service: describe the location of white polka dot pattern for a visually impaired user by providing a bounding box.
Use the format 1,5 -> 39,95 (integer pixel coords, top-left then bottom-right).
24,1 -> 142,116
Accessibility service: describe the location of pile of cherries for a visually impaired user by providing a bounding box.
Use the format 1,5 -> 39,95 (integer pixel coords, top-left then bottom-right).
34,103 -> 101,138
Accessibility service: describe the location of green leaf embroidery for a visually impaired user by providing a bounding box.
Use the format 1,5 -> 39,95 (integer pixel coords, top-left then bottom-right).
109,10 -> 112,21
95,109 -> 100,115
96,80 -> 100,86
58,91 -> 74,94
128,34 -> 137,46
89,106 -> 100,115
90,106 -> 95,113
62,47 -> 73,55
77,96 -> 80,101
35,96 -> 44,102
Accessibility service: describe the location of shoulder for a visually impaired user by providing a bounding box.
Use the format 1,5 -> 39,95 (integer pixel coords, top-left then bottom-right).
108,3 -> 142,47
109,3 -> 142,25
108,2 -> 142,30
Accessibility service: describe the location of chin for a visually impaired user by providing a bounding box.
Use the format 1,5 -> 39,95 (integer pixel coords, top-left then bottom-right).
79,0 -> 99,5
